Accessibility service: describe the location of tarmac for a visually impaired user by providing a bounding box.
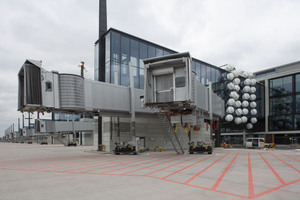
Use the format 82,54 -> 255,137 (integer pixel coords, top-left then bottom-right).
0,143 -> 299,200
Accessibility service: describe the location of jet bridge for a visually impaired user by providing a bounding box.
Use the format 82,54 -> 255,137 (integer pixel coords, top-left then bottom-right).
17,54 -> 225,153
17,60 -> 152,116
18,57 -> 224,118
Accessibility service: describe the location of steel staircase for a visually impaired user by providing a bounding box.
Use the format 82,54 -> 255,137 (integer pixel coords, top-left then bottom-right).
157,113 -> 186,154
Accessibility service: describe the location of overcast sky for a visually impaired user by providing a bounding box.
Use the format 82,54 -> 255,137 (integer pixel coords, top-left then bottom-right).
1,0 -> 300,136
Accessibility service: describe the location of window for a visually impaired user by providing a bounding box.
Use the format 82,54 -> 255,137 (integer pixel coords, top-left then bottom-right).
45,82 -> 52,91
269,76 -> 292,97
269,96 -> 293,115
121,64 -> 129,86
175,77 -> 185,88
296,74 -> 300,92
191,61 -> 196,73
139,43 -> 147,69
296,95 -> 300,113
148,45 -> 155,58
201,64 -> 206,85
130,39 -> 139,67
111,32 -> 120,63
121,36 -> 129,64
111,62 -> 120,85
196,62 -> 200,81
156,48 -> 163,57
269,115 -> 293,131
105,33 -> 110,64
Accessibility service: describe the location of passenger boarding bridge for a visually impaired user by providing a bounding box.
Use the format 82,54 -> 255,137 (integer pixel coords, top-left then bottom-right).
17,53 -> 225,153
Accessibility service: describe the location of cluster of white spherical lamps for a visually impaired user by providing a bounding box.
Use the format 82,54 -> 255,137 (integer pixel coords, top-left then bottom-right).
224,65 -> 257,129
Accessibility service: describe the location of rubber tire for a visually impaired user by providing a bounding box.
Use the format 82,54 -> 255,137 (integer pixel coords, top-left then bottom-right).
208,151 -> 212,154
189,151 -> 194,154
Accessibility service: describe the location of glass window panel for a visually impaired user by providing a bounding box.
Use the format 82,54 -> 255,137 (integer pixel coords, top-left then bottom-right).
121,64 -> 129,86
294,114 -> 300,130
215,70 -> 220,82
201,64 -> 206,85
140,69 -> 144,89
269,76 -> 292,97
148,46 -> 155,58
156,48 -> 163,57
163,51 -> 171,56
139,43 -> 147,69
196,63 -> 200,81
212,69 -> 216,83
296,74 -> 300,92
111,32 -> 120,63
94,43 -> 99,81
121,36 -> 130,64
111,62 -> 120,85
105,62 -> 110,83
269,96 -> 293,115
191,61 -> 196,73
207,67 -> 211,83
269,115 -> 293,131
175,77 -> 185,88
296,95 -> 300,113
105,33 -> 110,63
130,39 -> 139,67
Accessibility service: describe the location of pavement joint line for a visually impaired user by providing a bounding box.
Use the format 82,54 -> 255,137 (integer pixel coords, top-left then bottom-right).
211,152 -> 239,190
101,155 -> 179,174
184,153 -> 230,184
248,152 -> 254,199
162,154 -> 216,180
258,152 -> 286,185
279,153 -> 300,162
143,154 -> 203,176
269,152 -> 300,173
120,154 -> 190,175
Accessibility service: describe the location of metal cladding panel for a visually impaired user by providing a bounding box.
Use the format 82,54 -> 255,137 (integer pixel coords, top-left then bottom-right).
38,120 -> 94,133
88,80 -> 130,112
59,74 -> 85,110
41,70 -> 55,108
194,81 -> 208,111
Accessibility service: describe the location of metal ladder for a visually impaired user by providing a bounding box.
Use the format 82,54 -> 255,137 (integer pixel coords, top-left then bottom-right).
56,134 -> 68,146
157,113 -> 185,154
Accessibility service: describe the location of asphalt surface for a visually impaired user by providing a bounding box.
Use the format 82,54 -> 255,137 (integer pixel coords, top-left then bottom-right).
0,143 -> 299,200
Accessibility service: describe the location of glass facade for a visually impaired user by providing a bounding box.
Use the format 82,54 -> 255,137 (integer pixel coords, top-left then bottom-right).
269,74 -> 300,131
99,29 -> 221,89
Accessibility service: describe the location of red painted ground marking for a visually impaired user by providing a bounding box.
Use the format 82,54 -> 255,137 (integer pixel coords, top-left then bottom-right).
152,176 -> 249,199
82,155 -> 176,173
143,154 -> 203,176
269,152 -> 300,173
211,152 -> 239,190
1,164 -> 300,200
253,178 -> 300,199
248,152 -> 254,198
100,155 -> 179,174
162,154 -> 216,180
280,153 -> 300,162
184,153 -> 230,184
121,154 -> 190,175
258,152 -> 286,185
